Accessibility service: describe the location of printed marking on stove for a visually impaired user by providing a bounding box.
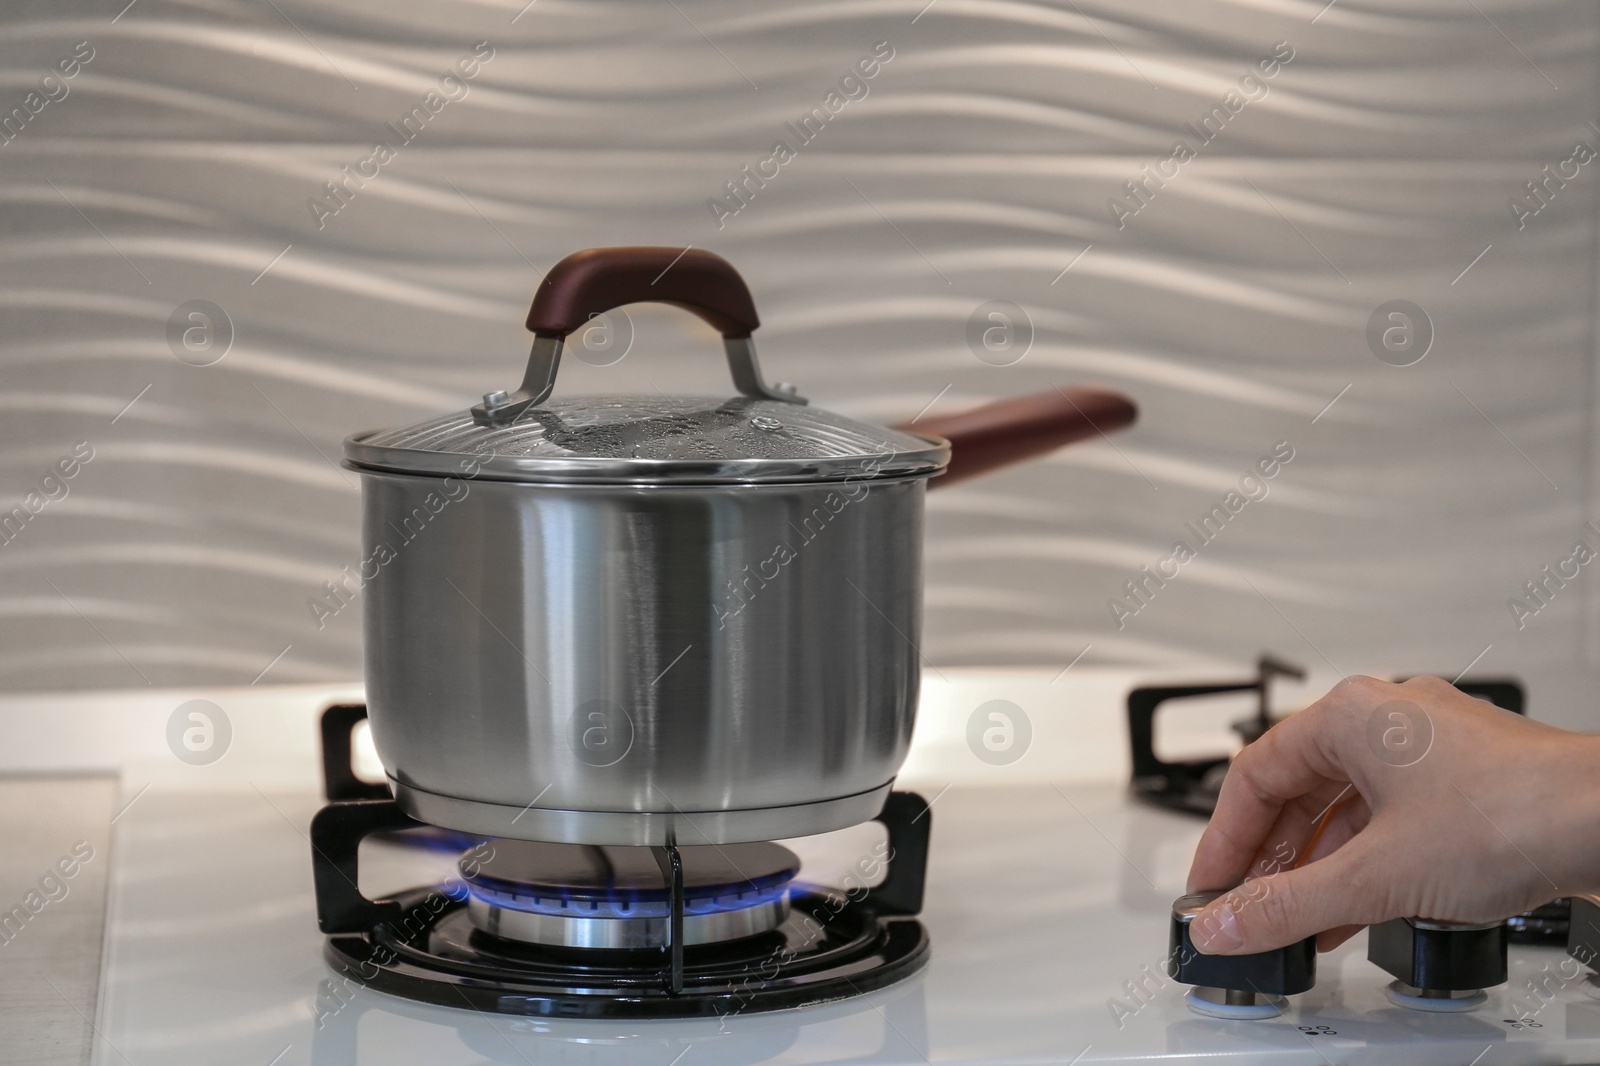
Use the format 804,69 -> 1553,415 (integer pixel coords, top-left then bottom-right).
1290,1021 -> 1339,1066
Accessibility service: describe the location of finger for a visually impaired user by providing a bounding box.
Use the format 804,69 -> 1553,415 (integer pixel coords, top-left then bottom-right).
1316,924 -> 1364,952
1188,677 -> 1389,893
1247,782 -> 1361,876
1190,835 -> 1381,955
1190,726 -> 1337,889
1194,786 -> 1341,897
1299,798 -> 1368,867
1218,793 -> 1370,942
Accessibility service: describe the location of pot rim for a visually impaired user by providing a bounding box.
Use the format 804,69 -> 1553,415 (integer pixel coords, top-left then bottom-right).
343,428 -> 951,486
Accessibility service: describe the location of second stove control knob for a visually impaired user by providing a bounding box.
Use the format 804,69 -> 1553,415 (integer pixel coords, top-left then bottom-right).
1169,892 -> 1316,1019
1367,916 -> 1508,1012
1567,895 -> 1600,999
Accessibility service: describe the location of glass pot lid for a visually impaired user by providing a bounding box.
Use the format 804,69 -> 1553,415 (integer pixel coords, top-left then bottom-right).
344,248 -> 947,486
346,394 -> 946,485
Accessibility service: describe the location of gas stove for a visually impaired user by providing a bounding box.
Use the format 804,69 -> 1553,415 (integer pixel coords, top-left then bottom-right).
7,668 -> 1600,1064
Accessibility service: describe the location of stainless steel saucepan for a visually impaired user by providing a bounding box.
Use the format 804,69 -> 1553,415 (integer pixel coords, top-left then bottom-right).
343,247 -> 1135,846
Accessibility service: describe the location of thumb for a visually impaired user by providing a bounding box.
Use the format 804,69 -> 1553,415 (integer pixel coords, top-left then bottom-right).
1190,842 -> 1374,956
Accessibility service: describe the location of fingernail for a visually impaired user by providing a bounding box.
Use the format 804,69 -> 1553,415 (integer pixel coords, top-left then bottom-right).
1192,901 -> 1244,954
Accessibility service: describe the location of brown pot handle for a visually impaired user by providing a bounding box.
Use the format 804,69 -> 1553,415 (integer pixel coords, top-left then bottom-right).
902,387 -> 1137,489
474,247 -> 798,425
527,247 -> 762,339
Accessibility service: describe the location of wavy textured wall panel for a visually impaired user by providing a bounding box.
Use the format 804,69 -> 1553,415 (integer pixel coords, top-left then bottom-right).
1,0 -> 1597,728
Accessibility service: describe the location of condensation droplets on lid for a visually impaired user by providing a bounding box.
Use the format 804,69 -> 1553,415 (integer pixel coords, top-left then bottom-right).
344,395 -> 949,485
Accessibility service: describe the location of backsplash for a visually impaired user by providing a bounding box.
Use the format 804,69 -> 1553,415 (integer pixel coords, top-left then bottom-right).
1,0 -> 1596,727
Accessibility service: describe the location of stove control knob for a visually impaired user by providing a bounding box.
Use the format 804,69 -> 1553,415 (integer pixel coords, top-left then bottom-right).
1568,895 -> 1600,996
1169,892 -> 1316,1019
1367,916 -> 1508,1012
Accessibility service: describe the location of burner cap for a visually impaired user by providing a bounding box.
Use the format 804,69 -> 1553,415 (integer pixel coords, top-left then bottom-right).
461,840 -> 800,949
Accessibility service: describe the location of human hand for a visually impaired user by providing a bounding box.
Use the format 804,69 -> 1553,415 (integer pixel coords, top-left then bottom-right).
1185,674 -> 1600,955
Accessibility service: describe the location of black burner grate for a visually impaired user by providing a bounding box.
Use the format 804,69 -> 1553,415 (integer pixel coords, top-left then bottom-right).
323,887 -> 927,1018
310,704 -> 931,1018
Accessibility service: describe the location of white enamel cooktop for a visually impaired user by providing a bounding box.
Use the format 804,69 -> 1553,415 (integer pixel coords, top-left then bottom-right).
2,669 -> 1597,1065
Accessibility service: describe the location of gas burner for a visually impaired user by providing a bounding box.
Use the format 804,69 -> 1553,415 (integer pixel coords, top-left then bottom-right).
461,839 -> 800,949
312,705 -> 931,1019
